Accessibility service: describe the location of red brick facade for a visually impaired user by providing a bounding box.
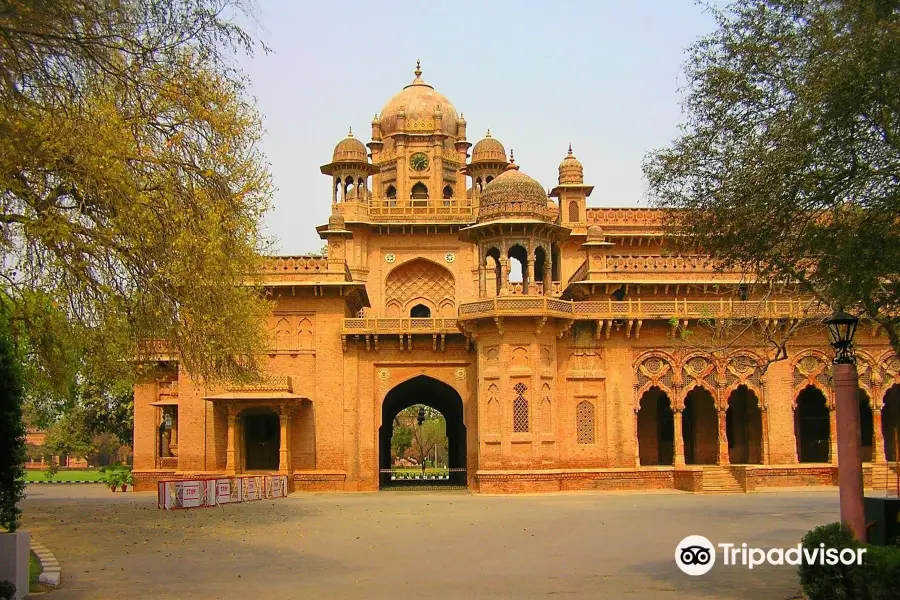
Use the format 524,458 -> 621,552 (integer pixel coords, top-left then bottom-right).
132,65 -> 900,494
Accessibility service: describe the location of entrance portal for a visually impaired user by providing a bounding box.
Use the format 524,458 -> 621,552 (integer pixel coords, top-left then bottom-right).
243,412 -> 280,471
379,375 -> 466,489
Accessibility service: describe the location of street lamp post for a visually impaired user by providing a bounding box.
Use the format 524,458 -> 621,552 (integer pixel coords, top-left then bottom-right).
417,406 -> 426,475
825,309 -> 865,540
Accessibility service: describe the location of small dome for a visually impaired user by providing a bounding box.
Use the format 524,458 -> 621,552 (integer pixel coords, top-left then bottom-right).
328,213 -> 346,230
379,61 -> 459,138
586,225 -> 604,240
332,129 -> 368,163
478,153 -> 552,222
558,144 -> 583,184
471,130 -> 506,163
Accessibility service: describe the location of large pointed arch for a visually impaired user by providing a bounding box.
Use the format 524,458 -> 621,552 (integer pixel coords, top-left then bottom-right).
378,375 -> 467,488
384,258 -> 456,316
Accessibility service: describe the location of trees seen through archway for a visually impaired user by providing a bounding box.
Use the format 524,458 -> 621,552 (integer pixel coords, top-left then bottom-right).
390,405 -> 448,472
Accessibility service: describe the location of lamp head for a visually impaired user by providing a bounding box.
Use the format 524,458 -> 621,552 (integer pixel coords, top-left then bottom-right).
825,308 -> 859,364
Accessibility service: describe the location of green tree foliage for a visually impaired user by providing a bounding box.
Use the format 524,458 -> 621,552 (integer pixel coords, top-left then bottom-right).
0,309 -> 26,532
391,417 -> 414,459
43,407 -> 96,461
0,0 -> 273,386
644,0 -> 900,354
390,405 -> 448,467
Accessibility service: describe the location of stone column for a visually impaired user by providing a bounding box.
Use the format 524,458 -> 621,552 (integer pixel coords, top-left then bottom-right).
226,404 -> 237,474
834,362 -> 865,540
499,258 -> 509,293
526,260 -> 535,295
544,254 -> 552,295
717,408 -> 730,465
873,405 -> 885,463
829,406 -> 838,464
673,408 -> 686,466
633,407 -> 641,468
279,404 -> 292,474
478,260 -> 487,298
760,407 -> 770,465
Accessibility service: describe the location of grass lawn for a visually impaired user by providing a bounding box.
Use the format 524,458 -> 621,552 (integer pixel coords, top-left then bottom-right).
26,469 -> 103,483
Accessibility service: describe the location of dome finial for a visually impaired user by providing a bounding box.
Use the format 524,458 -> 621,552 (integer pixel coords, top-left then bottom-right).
347,126 -> 353,138
506,149 -> 519,171
485,128 -> 492,138
568,143 -> 573,155
414,59 -> 422,78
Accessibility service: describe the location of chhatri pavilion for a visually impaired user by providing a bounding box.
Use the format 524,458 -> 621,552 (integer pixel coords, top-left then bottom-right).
132,63 -> 900,493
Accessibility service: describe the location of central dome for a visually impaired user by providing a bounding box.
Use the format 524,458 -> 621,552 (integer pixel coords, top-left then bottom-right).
379,61 -> 459,138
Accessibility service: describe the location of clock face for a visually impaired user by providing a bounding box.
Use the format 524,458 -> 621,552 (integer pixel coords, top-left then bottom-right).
410,153 -> 429,171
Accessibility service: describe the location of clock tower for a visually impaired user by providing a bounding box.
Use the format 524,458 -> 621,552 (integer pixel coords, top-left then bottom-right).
369,61 -> 468,205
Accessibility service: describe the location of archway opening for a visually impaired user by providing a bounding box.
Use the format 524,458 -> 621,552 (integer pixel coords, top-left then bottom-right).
534,246 -> 547,289
411,182 -> 429,200
379,375 -> 467,489
860,389 -> 874,462
485,247 -> 501,297
410,304 -> 431,318
243,410 -> 280,471
637,386 -> 674,466
795,386 -> 830,463
507,244 -> 528,290
551,243 -> 561,282
726,385 -> 762,464
683,387 -> 717,464
883,384 -> 900,462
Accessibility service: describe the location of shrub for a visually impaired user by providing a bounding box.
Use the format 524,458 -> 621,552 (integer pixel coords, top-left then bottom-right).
0,580 -> 15,600
866,544 -> 900,600
43,461 -> 59,480
99,464 -> 133,489
799,522 -> 865,600
799,522 -> 900,600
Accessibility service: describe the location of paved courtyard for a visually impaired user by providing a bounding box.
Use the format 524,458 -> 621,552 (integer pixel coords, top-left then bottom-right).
21,485 -> 844,599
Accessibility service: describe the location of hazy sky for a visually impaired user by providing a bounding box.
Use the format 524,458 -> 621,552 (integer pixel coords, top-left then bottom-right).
234,1 -> 719,255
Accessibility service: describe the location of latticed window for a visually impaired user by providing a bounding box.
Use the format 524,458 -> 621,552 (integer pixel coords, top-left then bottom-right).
513,382 -> 529,433
576,401 -> 595,444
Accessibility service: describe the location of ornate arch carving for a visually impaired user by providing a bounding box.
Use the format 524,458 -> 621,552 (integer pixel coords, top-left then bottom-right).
679,352 -> 720,406
633,350 -> 677,408
855,349 -> 878,399
791,349 -> 832,408
876,351 -> 900,408
723,350 -> 766,407
385,258 -> 455,315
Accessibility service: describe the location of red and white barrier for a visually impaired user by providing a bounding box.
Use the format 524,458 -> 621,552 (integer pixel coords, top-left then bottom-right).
157,475 -> 289,510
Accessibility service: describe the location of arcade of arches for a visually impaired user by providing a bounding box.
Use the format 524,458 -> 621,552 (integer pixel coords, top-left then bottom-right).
131,63 -> 900,495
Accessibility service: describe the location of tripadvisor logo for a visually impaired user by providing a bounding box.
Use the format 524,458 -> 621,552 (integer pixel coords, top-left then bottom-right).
675,535 -> 866,576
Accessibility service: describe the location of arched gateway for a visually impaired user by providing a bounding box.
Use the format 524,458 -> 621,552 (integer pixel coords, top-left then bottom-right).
378,375 -> 467,488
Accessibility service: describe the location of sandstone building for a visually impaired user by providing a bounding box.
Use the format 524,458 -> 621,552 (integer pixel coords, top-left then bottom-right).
133,63 -> 900,493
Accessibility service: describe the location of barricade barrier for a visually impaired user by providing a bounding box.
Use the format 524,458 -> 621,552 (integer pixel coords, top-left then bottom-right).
157,475 -> 289,510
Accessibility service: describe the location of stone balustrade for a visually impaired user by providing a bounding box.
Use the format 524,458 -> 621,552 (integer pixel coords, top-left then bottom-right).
342,317 -> 460,335
335,200 -> 474,222
458,297 -> 828,321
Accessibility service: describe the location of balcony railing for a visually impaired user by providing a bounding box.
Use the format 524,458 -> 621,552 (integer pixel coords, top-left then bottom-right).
336,200 -> 475,222
342,317 -> 460,334
458,297 -> 827,320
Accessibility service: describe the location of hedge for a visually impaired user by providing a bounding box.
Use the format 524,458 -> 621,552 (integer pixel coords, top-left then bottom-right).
799,522 -> 900,600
